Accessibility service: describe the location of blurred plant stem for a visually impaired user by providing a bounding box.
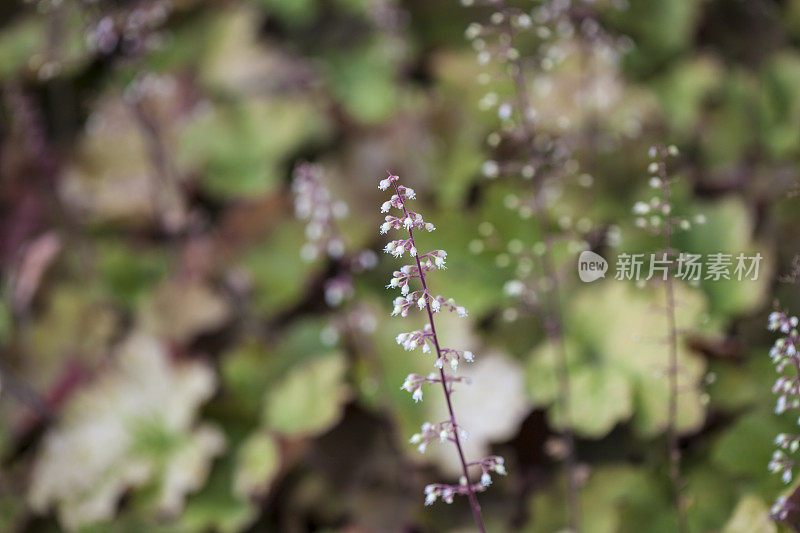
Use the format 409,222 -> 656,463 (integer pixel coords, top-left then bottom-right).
502,16 -> 581,533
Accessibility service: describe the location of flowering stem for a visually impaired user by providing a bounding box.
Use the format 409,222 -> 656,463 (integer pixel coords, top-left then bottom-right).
393,182 -> 487,533
660,165 -> 688,533
504,23 -> 580,531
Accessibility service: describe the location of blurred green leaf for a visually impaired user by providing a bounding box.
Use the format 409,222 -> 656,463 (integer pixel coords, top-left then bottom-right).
723,495 -> 776,533
233,430 -> 280,498
263,352 -> 349,437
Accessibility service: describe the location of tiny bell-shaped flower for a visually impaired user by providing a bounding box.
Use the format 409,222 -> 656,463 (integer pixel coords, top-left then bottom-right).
425,490 -> 437,506
413,388 -> 424,403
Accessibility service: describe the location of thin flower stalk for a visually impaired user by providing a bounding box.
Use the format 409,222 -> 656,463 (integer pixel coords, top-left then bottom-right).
636,144 -> 693,532
657,145 -> 686,533
463,2 -> 605,528
379,173 -> 504,532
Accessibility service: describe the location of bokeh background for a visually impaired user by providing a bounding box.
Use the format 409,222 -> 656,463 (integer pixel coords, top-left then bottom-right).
2,0 -> 800,531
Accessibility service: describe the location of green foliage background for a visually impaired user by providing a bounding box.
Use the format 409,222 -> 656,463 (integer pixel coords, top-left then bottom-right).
1,0 -> 800,531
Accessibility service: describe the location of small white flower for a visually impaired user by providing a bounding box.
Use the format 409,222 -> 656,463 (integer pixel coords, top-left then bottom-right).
410,246 -> 417,257
431,299 -> 441,313
481,472 -> 492,486
425,223 -> 436,231
422,343 -> 431,354
405,187 -> 416,199
450,358 -> 459,371
418,296 -> 427,309
412,388 -> 423,402
777,395 -> 787,414
440,430 -> 449,442
381,201 -> 392,213
442,489 -> 454,504
632,201 -> 650,215
379,178 -> 391,190
425,492 -> 437,506
418,441 -> 428,453
456,306 -> 468,317
463,351 -> 474,362
401,284 -> 410,296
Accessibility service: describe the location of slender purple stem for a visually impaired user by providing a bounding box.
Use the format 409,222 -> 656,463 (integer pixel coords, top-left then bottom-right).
393,182 -> 487,533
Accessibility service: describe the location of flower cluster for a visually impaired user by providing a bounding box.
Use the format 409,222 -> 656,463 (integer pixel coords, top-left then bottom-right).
471,455 -> 507,487
768,311 -> 800,491
410,421 -> 471,453
293,163 -> 378,307
294,162 -> 350,261
424,480 -> 486,507
422,455 -> 506,506
631,145 -> 706,235
390,293 -> 467,319
380,172 -> 502,527
401,372 -> 472,403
